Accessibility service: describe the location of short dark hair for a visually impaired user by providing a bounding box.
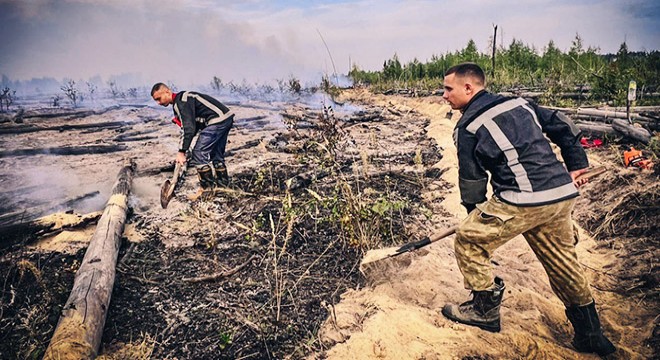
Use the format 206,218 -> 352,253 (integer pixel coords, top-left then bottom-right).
150,82 -> 167,96
445,63 -> 485,86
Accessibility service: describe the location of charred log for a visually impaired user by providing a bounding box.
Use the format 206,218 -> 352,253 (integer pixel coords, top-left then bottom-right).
224,139 -> 262,157
0,191 -> 102,228
43,159 -> 135,360
612,119 -> 652,144
20,105 -> 122,120
0,144 -> 127,157
0,210 -> 101,252
114,128 -> 159,142
0,120 -> 127,135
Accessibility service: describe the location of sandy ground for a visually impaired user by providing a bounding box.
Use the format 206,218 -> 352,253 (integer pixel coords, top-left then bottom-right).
313,90 -> 655,359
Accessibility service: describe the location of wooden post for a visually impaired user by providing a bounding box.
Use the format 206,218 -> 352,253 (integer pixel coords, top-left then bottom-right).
491,24 -> 497,78
627,80 -> 637,124
44,159 -> 136,360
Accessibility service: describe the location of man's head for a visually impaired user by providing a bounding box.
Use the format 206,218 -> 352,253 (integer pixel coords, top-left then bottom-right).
442,63 -> 486,111
151,83 -> 173,107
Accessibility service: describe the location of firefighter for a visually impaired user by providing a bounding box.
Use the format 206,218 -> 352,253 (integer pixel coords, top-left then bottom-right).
441,63 -> 615,356
151,83 -> 233,191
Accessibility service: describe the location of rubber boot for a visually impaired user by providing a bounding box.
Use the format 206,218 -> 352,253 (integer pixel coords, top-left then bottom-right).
197,164 -> 216,189
213,161 -> 230,187
565,302 -> 616,356
187,165 -> 217,201
441,277 -> 505,332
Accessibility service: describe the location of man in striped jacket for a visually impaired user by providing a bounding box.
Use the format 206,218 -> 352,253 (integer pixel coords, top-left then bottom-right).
440,63 -> 615,356
151,83 -> 234,191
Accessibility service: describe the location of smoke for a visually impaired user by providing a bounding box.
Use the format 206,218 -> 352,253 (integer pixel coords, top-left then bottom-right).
3,164 -> 111,219
1,0 -> 657,93
0,0 -> 316,86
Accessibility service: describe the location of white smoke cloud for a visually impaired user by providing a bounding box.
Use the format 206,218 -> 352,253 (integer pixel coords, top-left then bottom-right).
0,0 -> 657,88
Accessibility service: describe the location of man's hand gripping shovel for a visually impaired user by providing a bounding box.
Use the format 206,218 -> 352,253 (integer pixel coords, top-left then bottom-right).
160,162 -> 186,209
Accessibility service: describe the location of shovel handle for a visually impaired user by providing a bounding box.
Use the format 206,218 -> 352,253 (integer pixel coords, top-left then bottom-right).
167,162 -> 183,197
428,226 -> 458,243
575,165 -> 607,182
393,226 -> 457,256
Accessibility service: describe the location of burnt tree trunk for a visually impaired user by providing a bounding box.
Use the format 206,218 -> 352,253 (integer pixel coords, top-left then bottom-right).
0,144 -> 127,157
612,119 -> 652,144
43,159 -> 135,360
575,122 -> 617,137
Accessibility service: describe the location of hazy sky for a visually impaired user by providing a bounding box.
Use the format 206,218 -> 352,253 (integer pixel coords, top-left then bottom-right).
1,0 -> 658,87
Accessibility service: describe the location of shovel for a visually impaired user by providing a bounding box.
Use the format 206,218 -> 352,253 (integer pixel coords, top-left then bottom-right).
360,165 -> 608,269
160,162 -> 184,209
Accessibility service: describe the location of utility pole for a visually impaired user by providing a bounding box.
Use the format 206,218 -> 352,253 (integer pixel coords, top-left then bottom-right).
492,24 -> 498,78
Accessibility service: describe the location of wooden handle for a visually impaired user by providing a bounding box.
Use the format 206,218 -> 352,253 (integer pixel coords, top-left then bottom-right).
428,226 -> 458,243
575,166 -> 607,181
166,163 -> 183,198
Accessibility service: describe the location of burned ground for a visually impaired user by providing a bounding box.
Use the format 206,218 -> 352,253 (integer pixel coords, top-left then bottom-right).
0,93 -> 449,359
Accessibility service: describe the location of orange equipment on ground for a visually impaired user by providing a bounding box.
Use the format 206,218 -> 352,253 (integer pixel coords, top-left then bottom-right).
624,147 -> 654,170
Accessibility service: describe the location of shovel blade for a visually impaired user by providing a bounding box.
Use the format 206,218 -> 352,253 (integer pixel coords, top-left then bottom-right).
160,179 -> 172,208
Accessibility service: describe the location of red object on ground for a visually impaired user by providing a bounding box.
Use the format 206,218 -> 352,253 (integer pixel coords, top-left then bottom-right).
580,137 -> 603,148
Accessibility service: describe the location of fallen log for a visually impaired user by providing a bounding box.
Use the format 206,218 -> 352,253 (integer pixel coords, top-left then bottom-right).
0,211 -> 102,251
578,108 -> 626,119
576,122 -> 617,137
606,106 -> 660,112
20,105 -> 122,120
549,107 -> 659,132
612,119 -> 652,144
114,128 -> 160,142
0,121 -> 125,135
0,191 -> 101,227
224,139 -> 262,157
639,112 -> 660,121
43,159 -> 135,360
0,144 -> 127,157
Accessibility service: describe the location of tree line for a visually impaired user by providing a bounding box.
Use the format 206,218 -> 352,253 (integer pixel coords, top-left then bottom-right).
349,35 -> 660,106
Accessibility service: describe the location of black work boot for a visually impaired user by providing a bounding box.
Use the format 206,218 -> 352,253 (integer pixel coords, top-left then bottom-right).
565,302 -> 616,356
441,277 -> 505,332
197,165 -> 216,189
213,161 -> 230,187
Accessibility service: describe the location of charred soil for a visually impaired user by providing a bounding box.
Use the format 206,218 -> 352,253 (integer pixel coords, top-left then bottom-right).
0,93 -> 448,359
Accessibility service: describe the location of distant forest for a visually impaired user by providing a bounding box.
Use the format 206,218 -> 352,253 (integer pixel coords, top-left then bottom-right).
348,35 -> 660,106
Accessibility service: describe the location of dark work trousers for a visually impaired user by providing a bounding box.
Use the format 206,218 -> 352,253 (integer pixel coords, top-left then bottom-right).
190,116 -> 234,168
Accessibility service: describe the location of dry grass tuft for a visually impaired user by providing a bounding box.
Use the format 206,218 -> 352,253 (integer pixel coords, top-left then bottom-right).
98,332 -> 156,360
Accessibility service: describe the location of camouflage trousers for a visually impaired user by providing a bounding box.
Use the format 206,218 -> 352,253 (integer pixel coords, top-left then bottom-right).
455,196 -> 593,306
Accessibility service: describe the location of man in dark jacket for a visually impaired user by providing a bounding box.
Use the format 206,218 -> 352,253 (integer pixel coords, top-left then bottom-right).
440,63 -> 615,356
151,83 -> 234,191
